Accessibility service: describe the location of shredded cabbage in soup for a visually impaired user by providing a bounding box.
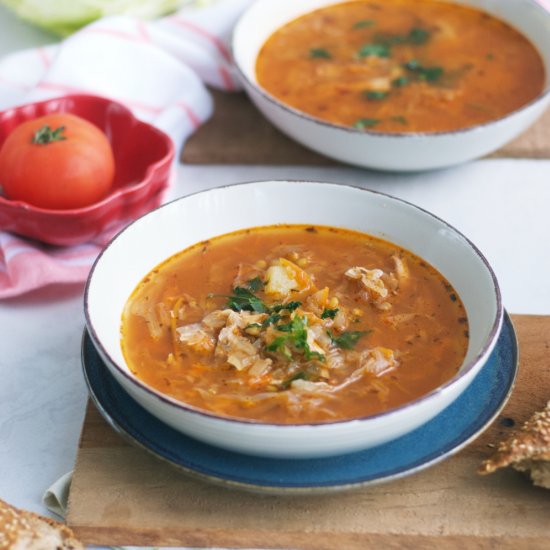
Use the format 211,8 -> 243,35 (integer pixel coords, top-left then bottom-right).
121,225 -> 469,423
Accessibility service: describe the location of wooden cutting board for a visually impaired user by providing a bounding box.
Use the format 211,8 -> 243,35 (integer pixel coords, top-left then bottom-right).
181,90 -> 550,165
67,314 -> 550,549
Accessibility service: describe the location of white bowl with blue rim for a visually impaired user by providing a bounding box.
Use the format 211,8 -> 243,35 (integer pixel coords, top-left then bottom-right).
84,180 -> 503,458
232,0 -> 550,172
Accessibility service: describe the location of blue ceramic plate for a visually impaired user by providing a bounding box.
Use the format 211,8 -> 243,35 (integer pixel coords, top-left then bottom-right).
81,313 -> 518,495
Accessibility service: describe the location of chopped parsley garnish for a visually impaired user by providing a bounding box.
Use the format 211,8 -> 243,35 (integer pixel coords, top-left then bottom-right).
373,32 -> 405,47
364,90 -> 389,100
280,371 -> 308,390
221,281 -> 301,317
216,277 -> 265,312
321,308 -> 339,320
391,115 -> 408,125
375,27 -> 431,47
261,302 -> 302,327
271,301 -> 301,313
353,118 -> 380,129
404,59 -> 419,71
262,313 -> 282,327
408,27 -> 430,44
392,76 -> 409,87
265,336 -> 292,360
246,276 -> 264,292
266,336 -> 288,352
357,43 -> 391,58
353,19 -> 376,29
356,28 -> 431,60
329,330 -> 371,349
404,60 -> 444,82
485,53 -> 494,60
309,48 -> 331,59
419,66 -> 444,82
225,287 -> 269,313
274,320 -> 293,332
266,315 -> 325,362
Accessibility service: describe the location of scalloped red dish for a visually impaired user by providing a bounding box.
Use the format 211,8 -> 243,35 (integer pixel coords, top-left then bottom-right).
0,95 -> 174,246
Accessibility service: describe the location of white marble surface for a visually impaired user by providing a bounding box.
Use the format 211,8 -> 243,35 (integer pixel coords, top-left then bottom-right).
0,3 -> 550,534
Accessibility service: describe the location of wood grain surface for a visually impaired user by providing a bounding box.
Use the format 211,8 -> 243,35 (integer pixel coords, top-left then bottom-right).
181,91 -> 550,166
67,314 -> 550,549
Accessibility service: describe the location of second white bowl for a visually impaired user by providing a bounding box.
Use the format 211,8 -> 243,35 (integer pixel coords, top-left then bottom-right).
232,0 -> 550,171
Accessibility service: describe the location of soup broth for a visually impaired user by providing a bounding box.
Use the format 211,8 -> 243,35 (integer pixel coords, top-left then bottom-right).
121,225 -> 469,424
255,0 -> 545,133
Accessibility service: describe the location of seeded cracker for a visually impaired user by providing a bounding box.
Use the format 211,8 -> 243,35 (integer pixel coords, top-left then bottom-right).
0,498 -> 83,550
479,401 -> 550,489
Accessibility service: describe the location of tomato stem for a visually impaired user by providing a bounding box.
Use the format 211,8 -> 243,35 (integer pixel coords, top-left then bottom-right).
32,125 -> 67,145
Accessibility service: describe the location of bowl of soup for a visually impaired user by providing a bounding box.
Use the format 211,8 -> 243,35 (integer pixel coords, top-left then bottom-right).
84,180 -> 503,458
232,0 -> 550,171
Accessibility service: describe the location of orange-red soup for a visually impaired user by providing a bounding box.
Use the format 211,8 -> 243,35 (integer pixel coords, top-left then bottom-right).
255,0 -> 545,133
121,225 -> 469,424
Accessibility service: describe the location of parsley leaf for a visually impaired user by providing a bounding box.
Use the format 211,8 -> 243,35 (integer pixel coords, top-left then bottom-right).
419,66 -> 444,82
321,308 -> 339,319
392,76 -> 409,87
266,315 -> 325,362
356,28 -> 430,62
225,287 -> 269,313
265,336 -> 288,353
271,301 -> 301,313
375,27 -> 431,47
404,60 -> 444,82
286,316 -> 325,361
330,330 -> 370,349
310,48 -> 331,59
286,317 -> 309,348
353,19 -> 376,29
263,301 -> 302,327
373,32 -> 406,47
391,115 -> 408,125
280,371 -> 308,390
353,118 -> 380,129
275,321 -> 293,332
404,59 -> 421,70
262,313 -> 282,327
408,28 -> 430,44
364,90 -> 389,100
246,276 -> 264,292
357,43 -> 391,58
223,282 -> 300,316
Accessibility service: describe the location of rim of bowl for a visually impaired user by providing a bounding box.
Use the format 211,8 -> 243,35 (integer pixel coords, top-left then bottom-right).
0,94 -> 174,216
84,180 -> 504,429
231,0 -> 550,140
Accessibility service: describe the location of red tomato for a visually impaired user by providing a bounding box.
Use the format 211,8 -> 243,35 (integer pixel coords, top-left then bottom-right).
0,113 -> 115,210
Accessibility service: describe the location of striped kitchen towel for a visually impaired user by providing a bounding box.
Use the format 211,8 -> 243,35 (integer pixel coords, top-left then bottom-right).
0,0 -> 254,299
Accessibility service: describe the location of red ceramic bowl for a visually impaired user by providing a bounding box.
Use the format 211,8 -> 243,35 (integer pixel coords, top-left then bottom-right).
0,95 -> 174,246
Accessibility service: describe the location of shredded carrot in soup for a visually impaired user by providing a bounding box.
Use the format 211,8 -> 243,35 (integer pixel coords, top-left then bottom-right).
121,225 -> 469,424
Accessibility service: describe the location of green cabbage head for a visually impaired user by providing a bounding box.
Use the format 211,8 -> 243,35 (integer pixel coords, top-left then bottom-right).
0,0 -> 203,36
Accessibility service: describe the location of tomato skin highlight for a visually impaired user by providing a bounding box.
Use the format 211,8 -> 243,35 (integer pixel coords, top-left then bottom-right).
0,113 -> 115,209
